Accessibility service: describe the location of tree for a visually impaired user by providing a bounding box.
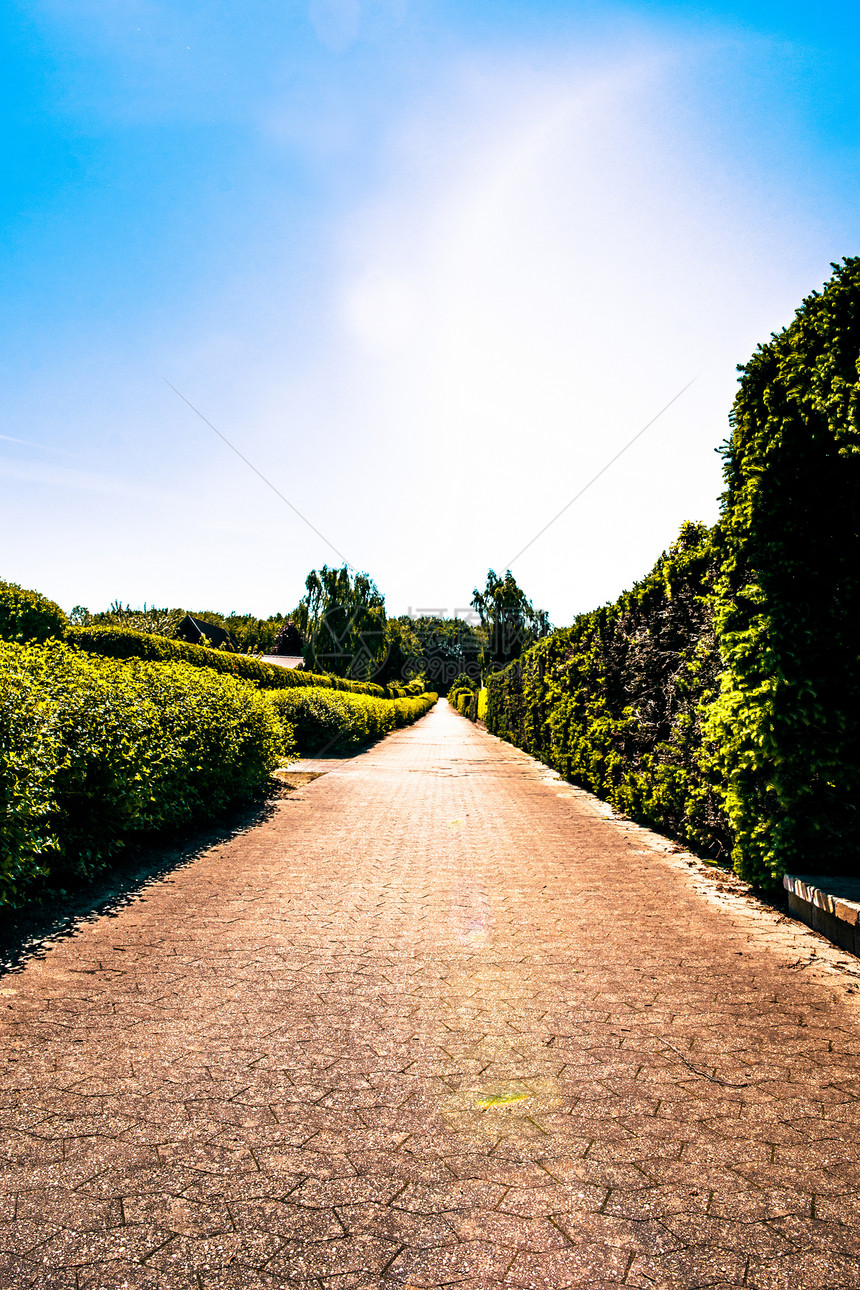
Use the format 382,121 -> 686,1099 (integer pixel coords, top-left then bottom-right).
383,615 -> 486,694
376,618 -> 424,686
270,619 -> 304,656
294,565 -> 387,679
471,569 -> 551,671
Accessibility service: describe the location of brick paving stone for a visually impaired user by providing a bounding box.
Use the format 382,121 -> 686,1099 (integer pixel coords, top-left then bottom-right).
2,699 -> 860,1287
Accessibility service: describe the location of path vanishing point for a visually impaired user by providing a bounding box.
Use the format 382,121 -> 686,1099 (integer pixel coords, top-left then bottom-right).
2,700 -> 860,1290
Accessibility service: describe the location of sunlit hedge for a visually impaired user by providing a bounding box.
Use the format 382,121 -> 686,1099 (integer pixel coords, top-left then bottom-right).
0,641 -> 288,905
710,257 -> 860,883
486,522 -> 728,858
0,579 -> 68,645
69,626 -> 387,696
485,260 -> 860,887
269,687 -> 437,756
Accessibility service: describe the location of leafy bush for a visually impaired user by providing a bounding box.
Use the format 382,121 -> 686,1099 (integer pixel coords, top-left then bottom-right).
485,523 -> 730,861
69,626 -> 386,695
485,260 -> 860,887
448,673 -> 477,716
710,257 -> 860,883
268,687 -> 437,756
385,678 -> 428,699
0,580 -> 68,644
0,641 -> 288,905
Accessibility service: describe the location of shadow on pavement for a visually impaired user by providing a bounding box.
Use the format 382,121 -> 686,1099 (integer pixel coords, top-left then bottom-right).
0,797 -> 280,978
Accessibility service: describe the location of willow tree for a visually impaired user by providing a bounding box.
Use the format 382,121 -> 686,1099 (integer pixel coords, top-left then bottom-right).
294,565 -> 387,680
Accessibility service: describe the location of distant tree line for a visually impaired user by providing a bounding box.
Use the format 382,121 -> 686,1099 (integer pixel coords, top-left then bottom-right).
71,564 -> 550,695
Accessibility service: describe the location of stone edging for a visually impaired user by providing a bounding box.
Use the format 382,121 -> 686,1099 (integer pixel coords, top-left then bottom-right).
784,873 -> 860,956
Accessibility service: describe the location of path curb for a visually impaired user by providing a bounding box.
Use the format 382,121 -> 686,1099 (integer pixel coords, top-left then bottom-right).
784,873 -> 860,956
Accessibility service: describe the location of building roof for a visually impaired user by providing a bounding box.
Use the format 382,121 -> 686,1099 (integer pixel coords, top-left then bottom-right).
175,614 -> 237,652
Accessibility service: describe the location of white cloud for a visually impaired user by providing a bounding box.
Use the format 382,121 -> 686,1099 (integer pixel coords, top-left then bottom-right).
311,43 -> 833,616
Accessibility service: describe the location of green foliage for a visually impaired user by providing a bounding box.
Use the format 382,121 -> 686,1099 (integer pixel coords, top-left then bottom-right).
448,672 -> 477,717
485,523 -> 730,861
82,603 -> 293,654
453,690 -> 477,719
84,601 -> 183,637
271,618 -> 304,656
0,579 -> 68,644
710,257 -> 860,884
384,678 -> 427,699
0,641 -> 288,905
69,626 -> 386,695
295,565 -> 387,680
472,569 -> 551,670
377,618 -> 424,686
385,616 -> 486,694
486,264 -> 860,886
268,687 -> 437,756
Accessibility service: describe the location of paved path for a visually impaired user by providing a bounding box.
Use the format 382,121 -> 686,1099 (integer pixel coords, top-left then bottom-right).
2,701 -> 860,1290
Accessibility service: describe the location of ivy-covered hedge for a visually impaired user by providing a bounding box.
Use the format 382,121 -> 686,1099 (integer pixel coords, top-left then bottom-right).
451,688 -> 488,722
0,640 -> 289,906
269,688 -> 437,756
486,522 -> 729,860
68,626 -> 387,696
710,257 -> 860,884
0,579 -> 68,644
486,259 -> 860,887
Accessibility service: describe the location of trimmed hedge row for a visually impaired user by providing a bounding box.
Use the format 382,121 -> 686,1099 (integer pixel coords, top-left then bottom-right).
710,257 -> 860,884
485,522 -> 728,861
0,579 -> 67,645
0,640 -> 289,905
449,683 -> 487,721
0,636 -> 437,906
68,626 -> 388,696
486,260 -> 860,886
269,688 -> 437,756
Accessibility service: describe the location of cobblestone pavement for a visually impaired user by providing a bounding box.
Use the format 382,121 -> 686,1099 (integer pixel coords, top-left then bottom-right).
2,700 -> 860,1290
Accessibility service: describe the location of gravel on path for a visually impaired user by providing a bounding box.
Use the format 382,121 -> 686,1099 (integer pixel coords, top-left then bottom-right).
1,699 -> 859,1290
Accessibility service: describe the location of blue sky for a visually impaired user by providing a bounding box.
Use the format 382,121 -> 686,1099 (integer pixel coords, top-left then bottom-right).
2,0 -> 859,623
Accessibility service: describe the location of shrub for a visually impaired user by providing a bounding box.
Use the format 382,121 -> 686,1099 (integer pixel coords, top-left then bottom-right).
69,626 -> 386,695
484,262 -> 860,887
711,257 -> 860,883
0,641 -> 288,905
0,580 -> 68,644
485,522 -> 730,861
385,678 -> 427,699
268,688 -> 437,756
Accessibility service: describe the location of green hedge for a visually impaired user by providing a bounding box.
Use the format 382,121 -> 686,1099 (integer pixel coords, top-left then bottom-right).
384,678 -> 427,699
486,260 -> 860,887
0,640 -> 289,905
485,522 -> 729,860
0,579 -> 68,644
68,626 -> 387,696
709,257 -> 860,883
269,688 -> 437,756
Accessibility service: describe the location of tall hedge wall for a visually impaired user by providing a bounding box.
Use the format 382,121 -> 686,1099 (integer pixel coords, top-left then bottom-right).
486,259 -> 860,887
485,522 -> 730,862
710,257 -> 860,883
